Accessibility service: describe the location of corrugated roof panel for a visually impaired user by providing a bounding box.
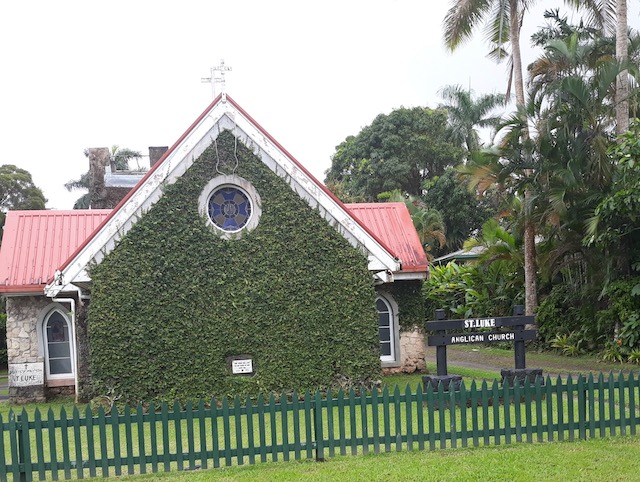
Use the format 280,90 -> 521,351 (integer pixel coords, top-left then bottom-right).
0,210 -> 111,292
346,203 -> 428,273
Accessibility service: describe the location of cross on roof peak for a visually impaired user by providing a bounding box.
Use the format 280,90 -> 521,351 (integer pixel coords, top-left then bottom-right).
201,59 -> 232,101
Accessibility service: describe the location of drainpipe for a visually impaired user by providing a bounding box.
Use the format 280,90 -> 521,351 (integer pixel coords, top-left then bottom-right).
52,297 -> 78,401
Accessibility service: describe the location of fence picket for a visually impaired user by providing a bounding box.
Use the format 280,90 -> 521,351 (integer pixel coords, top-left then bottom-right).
221,398 -> 232,466
20,409 -> 33,482
303,391 -> 313,459
546,377 -> 554,442
83,406 -> 96,478
148,403 -> 158,473
123,405 -> 134,475
0,414 -> 7,481
437,383 -> 446,449
416,384 -> 425,451
292,392 -> 302,461
382,387 -> 392,453
349,388 -> 358,455
210,398 -> 220,468
459,382 -> 467,449
608,373 -> 616,436
628,373 -> 637,435
9,411 -> 20,482
325,389 -> 334,458
267,394 -> 277,462
502,382 -> 511,445
371,388 -> 381,454
567,375 -> 575,441
34,409 -> 46,480
535,377 -> 543,443
514,381 -> 522,443
281,393 -> 289,462
60,407 -> 71,479
577,375 -> 586,440
233,396 -> 244,466
256,395 -> 266,464
481,381 -> 489,446
315,391 -> 324,460
449,385 -> 457,449
425,384 -> 435,451
186,401 -> 196,469
470,380 -> 479,448
492,381 -> 500,446
362,389 -> 370,455
197,400 -> 208,470
160,402 -> 170,472
96,407 -> 107,478
619,372 -> 627,436
245,395 -> 255,466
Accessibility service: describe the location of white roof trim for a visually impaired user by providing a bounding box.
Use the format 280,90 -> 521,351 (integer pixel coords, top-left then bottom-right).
45,98 -> 400,297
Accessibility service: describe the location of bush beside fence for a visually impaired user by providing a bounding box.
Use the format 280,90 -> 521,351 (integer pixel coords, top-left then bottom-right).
1,371 -> 639,481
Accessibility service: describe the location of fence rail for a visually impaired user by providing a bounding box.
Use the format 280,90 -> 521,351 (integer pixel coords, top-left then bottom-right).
1,371 -> 639,481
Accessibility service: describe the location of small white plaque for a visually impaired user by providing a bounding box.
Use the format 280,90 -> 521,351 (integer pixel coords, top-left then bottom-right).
231,359 -> 253,374
9,363 -> 44,387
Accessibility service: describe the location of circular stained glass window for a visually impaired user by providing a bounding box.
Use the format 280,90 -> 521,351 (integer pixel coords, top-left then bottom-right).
207,186 -> 252,232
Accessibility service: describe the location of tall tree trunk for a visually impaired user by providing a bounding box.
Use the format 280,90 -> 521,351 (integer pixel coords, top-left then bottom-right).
510,0 -> 538,315
616,0 -> 629,136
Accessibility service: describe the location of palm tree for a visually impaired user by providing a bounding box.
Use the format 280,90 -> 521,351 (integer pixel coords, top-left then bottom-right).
444,0 -> 537,314
443,0 -> 627,315
65,146 -> 143,209
616,0 -> 629,135
438,84 -> 506,153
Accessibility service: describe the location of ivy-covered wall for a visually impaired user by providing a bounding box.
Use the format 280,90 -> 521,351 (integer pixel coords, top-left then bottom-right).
382,280 -> 425,330
87,131 -> 381,405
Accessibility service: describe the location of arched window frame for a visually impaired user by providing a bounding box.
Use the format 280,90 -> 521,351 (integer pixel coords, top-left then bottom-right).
376,292 -> 400,367
37,305 -> 75,381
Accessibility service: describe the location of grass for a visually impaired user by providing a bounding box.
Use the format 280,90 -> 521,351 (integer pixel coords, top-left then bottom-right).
80,435 -> 640,481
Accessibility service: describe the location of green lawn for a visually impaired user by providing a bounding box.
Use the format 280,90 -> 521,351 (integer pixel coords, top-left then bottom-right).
81,435 -> 640,482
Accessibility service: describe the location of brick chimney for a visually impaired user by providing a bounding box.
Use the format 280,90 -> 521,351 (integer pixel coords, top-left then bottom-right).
149,146 -> 168,167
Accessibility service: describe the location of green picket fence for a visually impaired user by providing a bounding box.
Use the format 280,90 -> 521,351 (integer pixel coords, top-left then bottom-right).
1,371 -> 639,481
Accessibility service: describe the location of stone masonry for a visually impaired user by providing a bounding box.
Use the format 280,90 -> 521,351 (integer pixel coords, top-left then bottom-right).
383,327 -> 426,375
6,296 -> 50,402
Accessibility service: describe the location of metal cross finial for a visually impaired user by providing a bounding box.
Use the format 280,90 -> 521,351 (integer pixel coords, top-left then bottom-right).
201,59 -> 232,101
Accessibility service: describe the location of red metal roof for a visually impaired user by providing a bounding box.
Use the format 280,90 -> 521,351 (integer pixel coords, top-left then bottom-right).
0,202 -> 426,293
0,210 -> 111,293
346,203 -> 428,273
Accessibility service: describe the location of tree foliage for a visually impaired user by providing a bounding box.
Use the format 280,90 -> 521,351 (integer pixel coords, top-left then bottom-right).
0,164 -> 46,233
325,107 -> 462,201
422,168 -> 495,254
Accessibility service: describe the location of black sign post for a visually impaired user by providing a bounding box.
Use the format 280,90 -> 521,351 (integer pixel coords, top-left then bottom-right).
423,305 -> 542,391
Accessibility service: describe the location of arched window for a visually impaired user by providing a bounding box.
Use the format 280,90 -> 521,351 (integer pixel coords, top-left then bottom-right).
376,295 -> 397,364
43,310 -> 74,378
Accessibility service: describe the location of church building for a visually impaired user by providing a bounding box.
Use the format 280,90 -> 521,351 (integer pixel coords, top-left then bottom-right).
0,96 -> 428,403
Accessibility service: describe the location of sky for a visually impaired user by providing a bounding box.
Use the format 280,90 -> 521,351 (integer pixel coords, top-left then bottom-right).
1,1 -> 639,210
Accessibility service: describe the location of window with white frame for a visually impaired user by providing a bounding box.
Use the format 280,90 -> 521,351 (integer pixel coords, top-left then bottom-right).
43,310 -> 74,378
376,295 -> 397,364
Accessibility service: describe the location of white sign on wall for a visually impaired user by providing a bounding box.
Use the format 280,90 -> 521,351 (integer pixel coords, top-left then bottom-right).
9,363 -> 44,387
231,359 -> 253,374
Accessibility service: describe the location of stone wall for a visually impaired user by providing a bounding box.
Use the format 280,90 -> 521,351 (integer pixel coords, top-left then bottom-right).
6,296 -> 49,364
383,327 -> 426,375
6,296 -> 50,402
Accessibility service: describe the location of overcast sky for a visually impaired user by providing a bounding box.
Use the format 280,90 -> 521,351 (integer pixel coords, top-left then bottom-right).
1,1 -> 639,209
